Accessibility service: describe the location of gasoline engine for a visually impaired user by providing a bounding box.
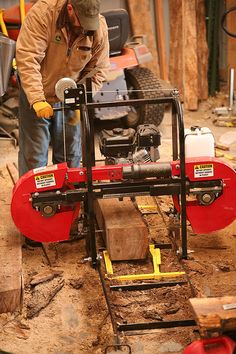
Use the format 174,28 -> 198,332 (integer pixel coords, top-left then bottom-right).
98,124 -> 161,165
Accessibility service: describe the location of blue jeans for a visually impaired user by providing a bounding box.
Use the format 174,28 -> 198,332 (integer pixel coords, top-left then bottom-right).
18,88 -> 81,176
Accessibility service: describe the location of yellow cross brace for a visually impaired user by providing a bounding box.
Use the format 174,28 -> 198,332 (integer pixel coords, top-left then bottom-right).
103,245 -> 185,281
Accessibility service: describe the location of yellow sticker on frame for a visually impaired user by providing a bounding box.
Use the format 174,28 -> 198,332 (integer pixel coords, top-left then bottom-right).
35,173 -> 56,189
194,164 -> 214,178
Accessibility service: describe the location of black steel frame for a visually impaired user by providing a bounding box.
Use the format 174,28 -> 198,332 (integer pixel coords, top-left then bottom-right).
77,85 -> 188,265
52,85 -> 199,342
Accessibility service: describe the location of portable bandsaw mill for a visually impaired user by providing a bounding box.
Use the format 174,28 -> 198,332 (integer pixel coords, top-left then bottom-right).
10,79 -> 236,268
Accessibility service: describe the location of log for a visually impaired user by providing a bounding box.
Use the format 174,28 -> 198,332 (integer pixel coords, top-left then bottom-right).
0,166 -> 22,313
189,296 -> 236,335
95,198 -> 149,261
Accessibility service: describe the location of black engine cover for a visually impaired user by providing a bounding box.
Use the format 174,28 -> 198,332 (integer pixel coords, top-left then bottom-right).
99,127 -> 136,157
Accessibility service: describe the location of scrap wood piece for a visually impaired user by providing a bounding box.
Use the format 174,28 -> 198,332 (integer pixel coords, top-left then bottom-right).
214,122 -> 236,127
30,269 -> 63,286
6,162 -> 18,185
224,153 -> 236,161
215,149 -> 224,158
27,277 -> 64,319
189,296 -> 236,334
215,143 -> 230,151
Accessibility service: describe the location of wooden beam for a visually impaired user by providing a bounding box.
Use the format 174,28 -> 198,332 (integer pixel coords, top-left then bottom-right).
196,0 -> 208,100
182,0 -> 198,110
169,0 -> 184,99
154,0 -> 168,81
190,296 -> 236,335
126,0 -> 160,76
0,166 -> 22,313
95,198 -> 149,261
169,0 -> 208,107
226,0 -> 236,90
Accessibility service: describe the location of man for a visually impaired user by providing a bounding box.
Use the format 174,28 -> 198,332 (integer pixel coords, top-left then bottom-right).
16,0 -> 110,177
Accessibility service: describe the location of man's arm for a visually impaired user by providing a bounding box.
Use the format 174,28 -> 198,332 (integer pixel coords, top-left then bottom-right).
16,1 -> 50,106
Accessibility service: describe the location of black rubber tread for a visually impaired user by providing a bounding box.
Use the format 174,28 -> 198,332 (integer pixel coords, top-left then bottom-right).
124,67 -> 165,128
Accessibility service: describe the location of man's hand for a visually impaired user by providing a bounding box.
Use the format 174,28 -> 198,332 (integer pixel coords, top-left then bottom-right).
33,101 -> 53,118
68,109 -> 80,125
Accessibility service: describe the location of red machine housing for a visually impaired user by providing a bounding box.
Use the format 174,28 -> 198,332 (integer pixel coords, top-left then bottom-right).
11,158 -> 236,243
183,336 -> 236,354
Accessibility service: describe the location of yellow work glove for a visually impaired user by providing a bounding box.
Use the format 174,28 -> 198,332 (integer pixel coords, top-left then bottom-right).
68,109 -> 80,126
33,101 -> 54,119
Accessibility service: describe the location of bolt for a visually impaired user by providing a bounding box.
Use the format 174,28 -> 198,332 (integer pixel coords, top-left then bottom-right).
175,164 -> 180,170
79,171 -> 84,175
202,193 -> 212,204
43,205 -> 54,215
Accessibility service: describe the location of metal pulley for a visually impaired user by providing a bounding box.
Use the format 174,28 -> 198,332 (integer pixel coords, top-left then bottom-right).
55,77 -> 77,102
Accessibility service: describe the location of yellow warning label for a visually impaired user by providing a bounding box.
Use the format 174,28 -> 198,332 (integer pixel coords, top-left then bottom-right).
194,164 -> 214,178
35,173 -> 56,189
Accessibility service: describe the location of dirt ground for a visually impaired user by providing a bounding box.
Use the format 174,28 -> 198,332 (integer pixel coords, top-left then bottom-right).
0,92 -> 236,354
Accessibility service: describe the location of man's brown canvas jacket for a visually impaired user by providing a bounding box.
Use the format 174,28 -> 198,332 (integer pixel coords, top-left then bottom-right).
16,0 -> 110,106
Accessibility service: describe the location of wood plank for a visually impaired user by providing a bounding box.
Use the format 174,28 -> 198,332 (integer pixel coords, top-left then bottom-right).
169,0 -> 184,99
182,0 -> 198,110
154,0 -> 168,81
196,0 -> 208,100
169,0 -> 208,106
0,166 -> 22,313
227,0 -> 236,91
95,198 -> 149,261
190,296 -> 236,334
126,0 -> 160,76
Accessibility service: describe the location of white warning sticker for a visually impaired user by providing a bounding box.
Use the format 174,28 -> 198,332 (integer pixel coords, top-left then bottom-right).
194,164 -> 214,178
35,173 -> 56,189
